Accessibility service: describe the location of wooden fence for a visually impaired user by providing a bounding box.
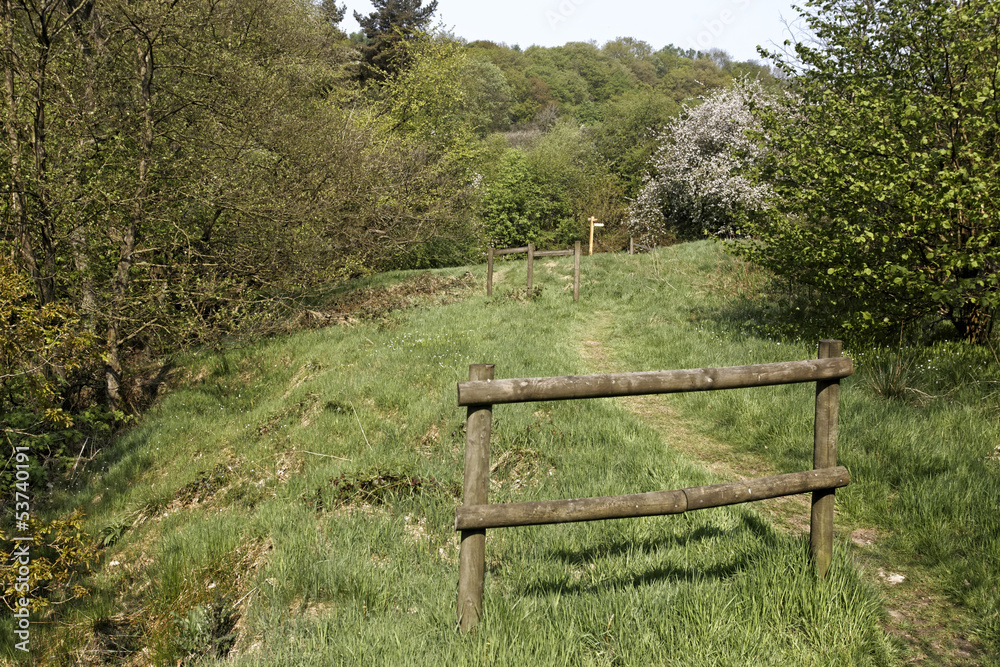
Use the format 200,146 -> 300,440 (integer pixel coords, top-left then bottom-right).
454,340 -> 851,631
487,242 -> 582,301
629,237 -> 653,254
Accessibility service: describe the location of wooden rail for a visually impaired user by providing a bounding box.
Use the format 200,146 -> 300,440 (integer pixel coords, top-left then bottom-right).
487,242 -> 582,301
455,340 -> 850,632
457,358 -> 853,406
455,467 -> 849,530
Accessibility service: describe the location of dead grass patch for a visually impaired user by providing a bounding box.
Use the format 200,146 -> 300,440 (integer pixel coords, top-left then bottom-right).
300,272 -> 477,326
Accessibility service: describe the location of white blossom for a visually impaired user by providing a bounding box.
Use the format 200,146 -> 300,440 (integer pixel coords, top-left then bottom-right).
628,79 -> 779,242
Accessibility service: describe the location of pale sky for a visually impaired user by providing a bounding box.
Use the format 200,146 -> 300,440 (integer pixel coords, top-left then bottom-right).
340,0 -> 809,63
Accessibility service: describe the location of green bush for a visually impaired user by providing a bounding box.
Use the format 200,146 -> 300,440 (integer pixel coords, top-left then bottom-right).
0,259 -> 110,494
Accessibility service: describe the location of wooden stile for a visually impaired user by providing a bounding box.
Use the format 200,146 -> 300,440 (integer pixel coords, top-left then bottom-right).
526,244 -> 534,292
485,243 -> 582,300
486,247 -> 494,297
457,364 -> 494,632
573,242 -> 581,302
811,340 -> 841,577
494,246 -> 529,256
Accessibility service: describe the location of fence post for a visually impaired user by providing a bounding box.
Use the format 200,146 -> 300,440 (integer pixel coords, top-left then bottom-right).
457,364 -> 494,631
573,241 -> 581,302
487,247 -> 494,297
811,339 -> 842,577
630,237 -> 634,255
526,244 -> 534,294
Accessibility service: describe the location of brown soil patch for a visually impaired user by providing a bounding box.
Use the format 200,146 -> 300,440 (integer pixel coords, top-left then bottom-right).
303,272 -> 477,326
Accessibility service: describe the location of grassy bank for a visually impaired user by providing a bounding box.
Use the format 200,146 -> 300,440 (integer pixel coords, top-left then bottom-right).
7,242 -> 998,665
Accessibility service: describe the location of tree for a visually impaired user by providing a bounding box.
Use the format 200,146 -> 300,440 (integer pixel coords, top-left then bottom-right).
740,0 -> 1000,343
627,79 -> 776,243
1,0 -> 370,410
592,88 -> 681,196
479,120 -> 625,250
320,0 -> 346,27
353,0 -> 438,82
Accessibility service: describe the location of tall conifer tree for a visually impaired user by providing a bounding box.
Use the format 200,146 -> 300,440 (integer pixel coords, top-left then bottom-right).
353,0 -> 438,82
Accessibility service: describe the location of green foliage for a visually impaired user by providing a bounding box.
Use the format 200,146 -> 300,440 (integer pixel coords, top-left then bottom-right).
479,121 -> 624,249
459,58 -> 514,136
374,32 -> 476,155
0,509 -> 98,612
740,0 -> 1000,344
479,150 -> 558,248
525,120 -> 625,239
0,259 -> 110,489
592,88 -> 681,196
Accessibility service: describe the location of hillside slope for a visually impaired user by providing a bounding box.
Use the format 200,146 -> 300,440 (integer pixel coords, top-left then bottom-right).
12,242 -> 999,665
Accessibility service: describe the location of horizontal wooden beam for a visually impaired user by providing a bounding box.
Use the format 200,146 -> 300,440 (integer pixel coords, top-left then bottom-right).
534,249 -> 575,257
683,466 -> 849,510
456,489 -> 686,530
494,246 -> 529,256
457,357 -> 854,406
454,467 -> 849,531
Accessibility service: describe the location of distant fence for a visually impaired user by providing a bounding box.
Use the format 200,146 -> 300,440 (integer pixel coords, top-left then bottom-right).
629,237 -> 653,254
487,242 -> 582,301
454,340 -> 852,631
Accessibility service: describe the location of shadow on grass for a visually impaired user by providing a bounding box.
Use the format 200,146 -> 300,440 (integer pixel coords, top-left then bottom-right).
520,512 -> 784,596
692,254 -> 978,352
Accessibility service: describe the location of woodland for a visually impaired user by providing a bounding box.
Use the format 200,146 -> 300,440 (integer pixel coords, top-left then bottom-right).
2,0 -> 774,464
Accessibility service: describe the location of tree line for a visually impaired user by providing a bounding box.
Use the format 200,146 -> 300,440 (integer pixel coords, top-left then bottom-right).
1,0 -> 769,480
5,0 -> 998,487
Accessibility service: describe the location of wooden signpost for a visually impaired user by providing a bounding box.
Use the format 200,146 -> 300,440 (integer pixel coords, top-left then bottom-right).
588,216 -> 604,255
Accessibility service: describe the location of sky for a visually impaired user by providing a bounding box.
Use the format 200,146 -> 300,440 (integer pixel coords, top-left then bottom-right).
339,0 -> 809,63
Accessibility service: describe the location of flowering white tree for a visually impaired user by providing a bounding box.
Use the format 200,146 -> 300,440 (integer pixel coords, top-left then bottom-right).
627,79 -> 777,242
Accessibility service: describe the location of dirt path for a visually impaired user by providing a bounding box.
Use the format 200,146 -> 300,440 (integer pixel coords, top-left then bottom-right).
576,311 -> 988,666
576,312 -> 813,536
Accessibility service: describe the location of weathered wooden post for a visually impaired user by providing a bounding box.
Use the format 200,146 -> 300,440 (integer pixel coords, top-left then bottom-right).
573,242 -> 581,302
487,247 -> 495,297
629,237 -> 635,255
457,364 -> 494,631
811,339 -> 842,577
527,244 -> 534,294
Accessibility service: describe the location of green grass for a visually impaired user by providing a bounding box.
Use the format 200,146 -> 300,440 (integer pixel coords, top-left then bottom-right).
8,242 -> 999,665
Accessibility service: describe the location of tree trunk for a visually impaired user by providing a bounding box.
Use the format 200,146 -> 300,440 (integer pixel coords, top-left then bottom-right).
951,304 -> 995,345
105,32 -> 154,411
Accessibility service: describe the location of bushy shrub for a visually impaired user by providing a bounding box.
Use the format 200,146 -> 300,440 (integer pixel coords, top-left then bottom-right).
0,510 -> 98,611
478,150 -> 559,249
627,79 -> 776,243
479,121 -> 625,250
0,259 -> 109,494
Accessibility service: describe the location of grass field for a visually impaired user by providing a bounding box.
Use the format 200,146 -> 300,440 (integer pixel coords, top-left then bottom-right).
6,241 -> 999,665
